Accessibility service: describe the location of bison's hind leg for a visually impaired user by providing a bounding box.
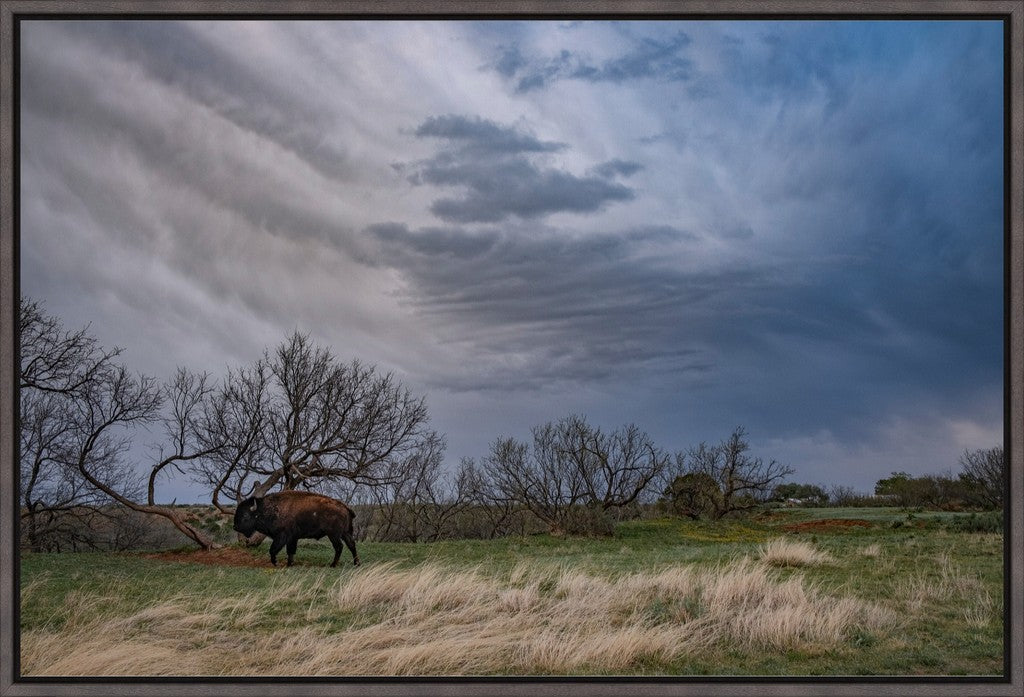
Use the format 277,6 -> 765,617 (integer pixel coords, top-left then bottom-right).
328,532 -> 359,567
342,530 -> 360,566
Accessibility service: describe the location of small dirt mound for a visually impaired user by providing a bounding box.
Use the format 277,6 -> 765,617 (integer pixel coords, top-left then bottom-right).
782,518 -> 873,533
144,546 -> 266,568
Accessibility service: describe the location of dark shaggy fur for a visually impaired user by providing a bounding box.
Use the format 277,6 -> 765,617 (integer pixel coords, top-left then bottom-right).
233,491 -> 360,567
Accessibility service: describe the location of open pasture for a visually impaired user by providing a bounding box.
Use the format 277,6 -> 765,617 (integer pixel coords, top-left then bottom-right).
19,508 -> 1004,677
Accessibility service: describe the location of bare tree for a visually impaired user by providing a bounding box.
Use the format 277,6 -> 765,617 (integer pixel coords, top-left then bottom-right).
19,298 -> 122,395
21,389 -> 79,550
368,433 -> 455,542
670,427 -> 794,519
58,361 -> 227,548
482,415 -> 667,535
19,298 -> 224,550
958,446 -> 1005,509
18,299 -> 128,550
147,369 -> 221,507
19,302 -> 444,550
456,457 -> 526,539
483,426 -> 583,535
19,299 -> 142,551
190,361 -> 270,514
216,331 -> 440,501
572,419 -> 669,511
828,485 -> 864,507
20,393 -> 154,552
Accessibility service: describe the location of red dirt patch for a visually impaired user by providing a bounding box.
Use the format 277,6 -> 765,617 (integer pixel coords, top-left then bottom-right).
143,546 -> 266,568
782,518 -> 873,533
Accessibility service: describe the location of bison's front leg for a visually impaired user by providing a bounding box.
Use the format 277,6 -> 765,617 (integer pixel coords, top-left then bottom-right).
268,536 -> 287,566
286,538 -> 298,567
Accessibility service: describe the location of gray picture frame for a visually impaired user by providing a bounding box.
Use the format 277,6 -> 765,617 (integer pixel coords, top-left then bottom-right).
1,1 -> 1021,695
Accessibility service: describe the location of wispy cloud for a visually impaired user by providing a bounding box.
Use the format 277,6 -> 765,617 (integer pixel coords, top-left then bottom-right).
497,30 -> 694,92
364,215 -> 797,394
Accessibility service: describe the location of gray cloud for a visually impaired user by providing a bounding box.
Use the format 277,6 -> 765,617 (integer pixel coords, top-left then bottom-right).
366,223 -> 499,260
365,220 -> 758,392
427,166 -> 635,223
18,19 -> 440,391
53,20 -> 360,183
406,115 -> 636,223
492,44 -> 527,77
593,159 -> 643,178
414,114 -> 565,155
499,31 -> 694,92
19,23 -> 366,268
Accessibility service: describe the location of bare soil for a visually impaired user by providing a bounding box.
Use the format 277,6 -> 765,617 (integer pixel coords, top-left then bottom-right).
782,519 -> 873,533
143,546 -> 266,567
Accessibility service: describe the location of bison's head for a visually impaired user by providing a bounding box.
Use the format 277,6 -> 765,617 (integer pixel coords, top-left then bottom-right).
233,496 -> 263,536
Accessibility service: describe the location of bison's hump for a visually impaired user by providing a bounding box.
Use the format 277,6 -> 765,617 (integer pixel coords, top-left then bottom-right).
266,490 -> 351,514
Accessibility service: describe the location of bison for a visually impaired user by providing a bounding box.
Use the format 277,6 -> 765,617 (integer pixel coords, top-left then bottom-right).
233,490 -> 360,567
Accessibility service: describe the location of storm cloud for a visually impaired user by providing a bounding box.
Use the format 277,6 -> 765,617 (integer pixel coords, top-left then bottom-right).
18,19 -> 1005,501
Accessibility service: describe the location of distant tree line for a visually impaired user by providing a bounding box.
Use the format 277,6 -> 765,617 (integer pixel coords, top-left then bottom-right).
870,450 -> 1004,511
755,446 -> 1005,513
17,298 -> 1006,552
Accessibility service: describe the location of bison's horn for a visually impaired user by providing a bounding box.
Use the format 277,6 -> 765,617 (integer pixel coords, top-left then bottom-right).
250,500 -> 258,512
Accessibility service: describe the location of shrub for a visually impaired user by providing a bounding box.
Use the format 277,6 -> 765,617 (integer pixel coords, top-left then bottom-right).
958,446 -> 1005,510
559,506 -> 616,537
874,472 -> 974,511
944,511 -> 1002,534
661,472 -> 722,520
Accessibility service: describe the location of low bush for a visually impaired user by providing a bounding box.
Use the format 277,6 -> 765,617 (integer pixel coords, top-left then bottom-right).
944,511 -> 1002,534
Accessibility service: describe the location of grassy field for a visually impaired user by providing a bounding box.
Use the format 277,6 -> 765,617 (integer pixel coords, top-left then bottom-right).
19,507 -> 1004,677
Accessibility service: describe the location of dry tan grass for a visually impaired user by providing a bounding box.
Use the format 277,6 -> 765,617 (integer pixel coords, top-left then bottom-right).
22,558 -> 893,677
859,543 -> 882,559
961,589 -> 996,630
757,538 -> 834,567
892,554 -> 996,627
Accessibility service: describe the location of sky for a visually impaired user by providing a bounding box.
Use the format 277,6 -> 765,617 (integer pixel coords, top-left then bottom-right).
19,19 -> 1005,503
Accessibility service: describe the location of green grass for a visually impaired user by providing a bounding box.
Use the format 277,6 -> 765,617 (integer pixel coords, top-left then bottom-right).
19,508 -> 1004,677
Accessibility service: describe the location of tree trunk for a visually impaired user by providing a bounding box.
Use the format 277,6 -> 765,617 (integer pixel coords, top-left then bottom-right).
164,511 -> 220,550
24,507 -> 41,552
74,459 -> 221,550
